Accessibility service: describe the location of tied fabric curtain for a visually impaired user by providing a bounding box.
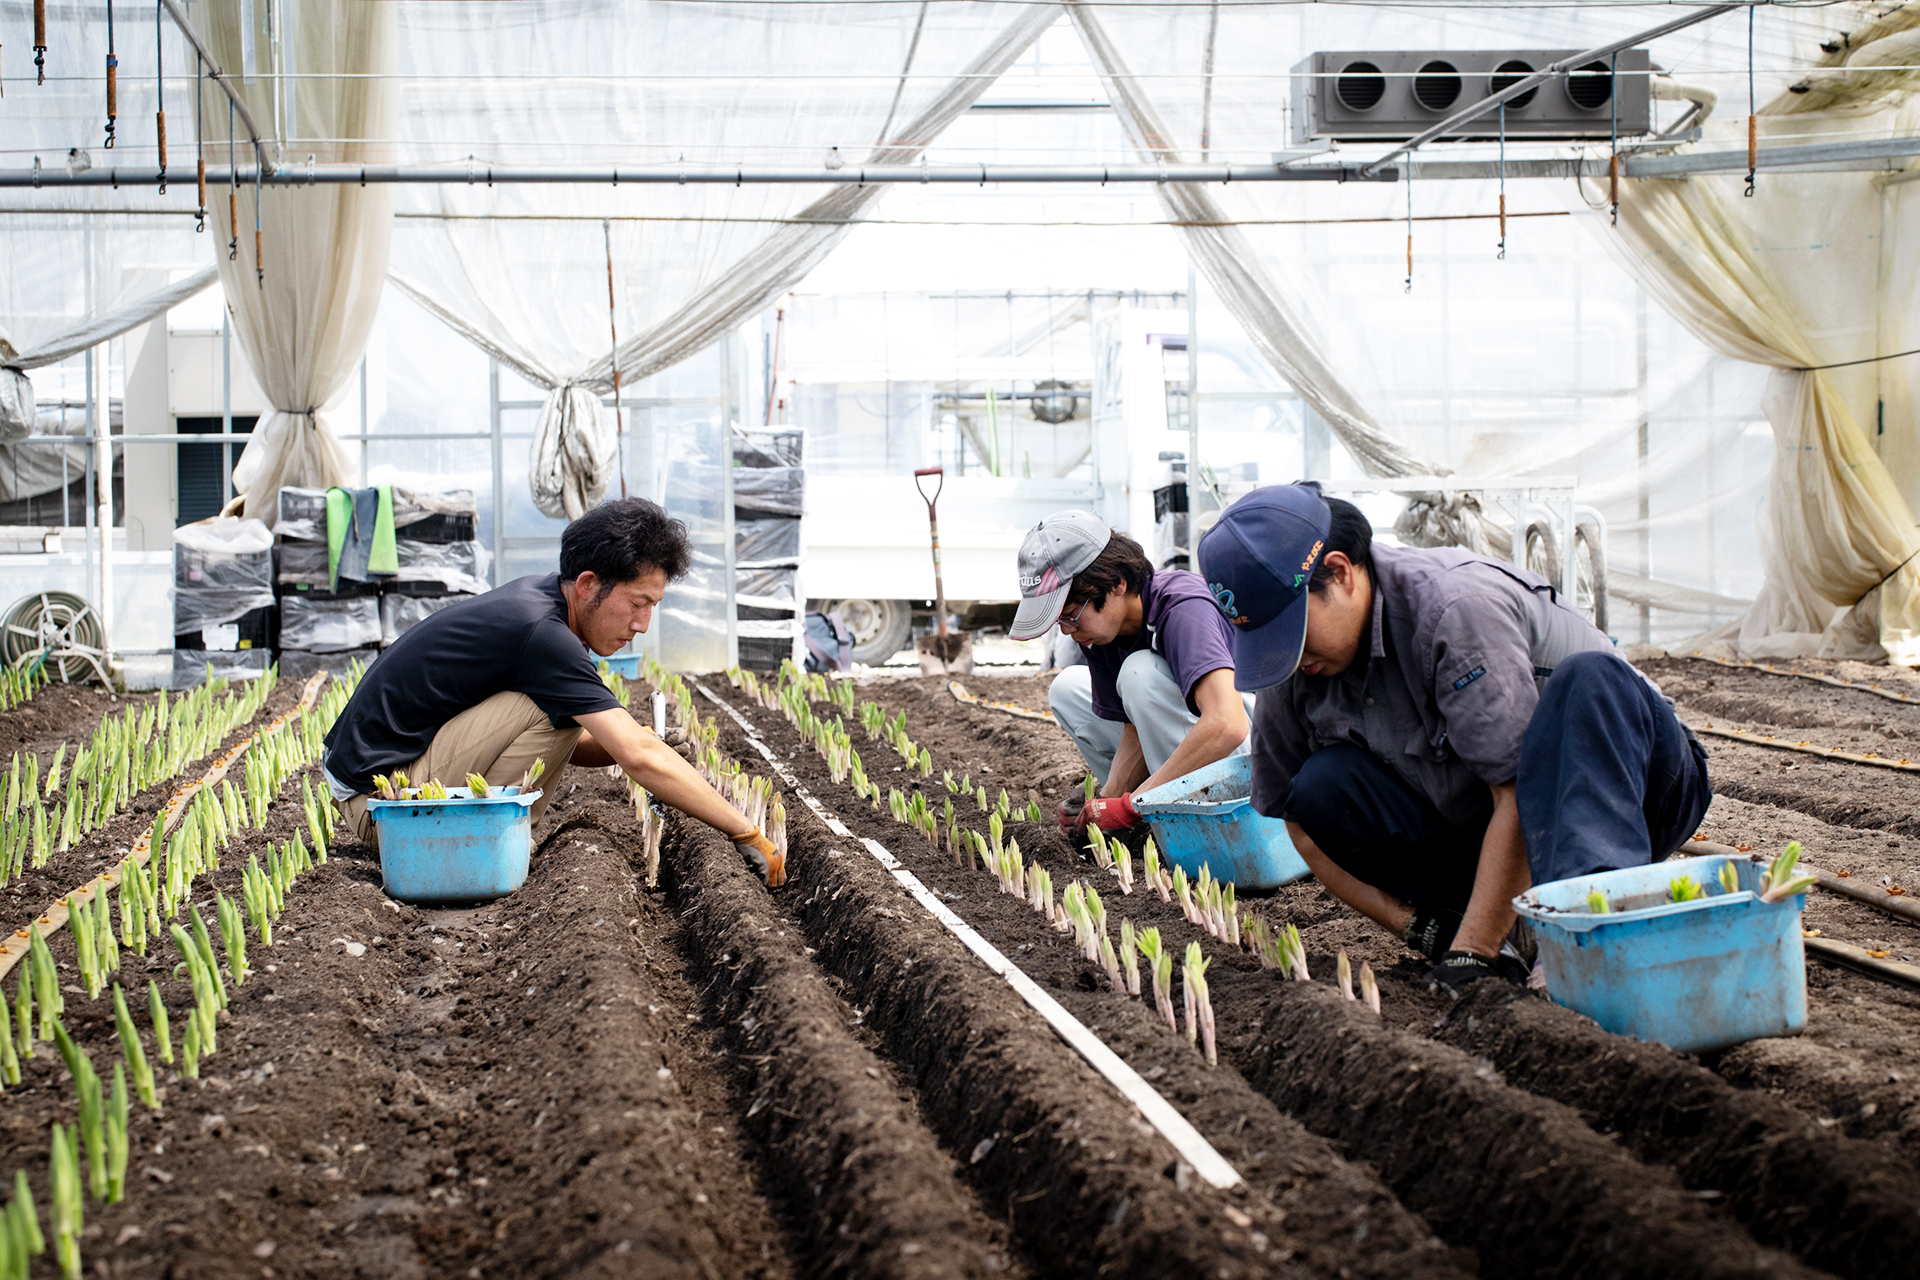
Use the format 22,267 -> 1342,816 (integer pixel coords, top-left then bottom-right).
389,0 -> 1062,519
1599,107 -> 1920,663
203,0 -> 396,524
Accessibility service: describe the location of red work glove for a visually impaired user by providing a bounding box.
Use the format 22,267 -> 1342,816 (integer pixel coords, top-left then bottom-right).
1086,793 -> 1141,831
1057,798 -> 1092,834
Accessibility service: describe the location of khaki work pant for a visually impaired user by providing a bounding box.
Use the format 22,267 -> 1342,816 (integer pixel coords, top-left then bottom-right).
345,691 -> 580,848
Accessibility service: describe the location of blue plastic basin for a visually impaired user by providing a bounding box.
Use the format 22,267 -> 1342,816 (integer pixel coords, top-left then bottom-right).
601,653 -> 640,678
1133,755 -> 1310,890
1513,853 -> 1806,1054
368,786 -> 540,904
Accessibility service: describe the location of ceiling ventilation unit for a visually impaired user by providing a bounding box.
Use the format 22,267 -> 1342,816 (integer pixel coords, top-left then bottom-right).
1291,50 -> 1652,145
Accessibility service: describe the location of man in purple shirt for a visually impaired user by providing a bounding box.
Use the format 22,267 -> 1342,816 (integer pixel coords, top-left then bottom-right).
1009,510 -> 1253,833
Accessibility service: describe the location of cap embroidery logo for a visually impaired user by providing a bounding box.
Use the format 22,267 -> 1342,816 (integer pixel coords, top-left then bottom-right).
1300,539 -> 1324,573
1208,582 -> 1249,627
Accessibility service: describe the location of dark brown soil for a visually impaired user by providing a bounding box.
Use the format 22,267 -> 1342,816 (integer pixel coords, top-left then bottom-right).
2,767 -> 797,1279
1434,981 -> 1920,1280
798,668 -> 1920,1278
659,817 -> 1024,1279
0,677 -> 302,941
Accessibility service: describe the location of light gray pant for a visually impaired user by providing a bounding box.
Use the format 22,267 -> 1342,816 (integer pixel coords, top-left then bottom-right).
1048,650 -> 1252,787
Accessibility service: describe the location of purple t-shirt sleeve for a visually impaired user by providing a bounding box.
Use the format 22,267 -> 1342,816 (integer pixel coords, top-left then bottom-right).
1087,595 -> 1236,723
1158,595 -> 1237,712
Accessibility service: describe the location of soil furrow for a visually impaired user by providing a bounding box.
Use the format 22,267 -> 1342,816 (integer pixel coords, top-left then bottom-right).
658,814 -> 1026,1280
0,767 -> 799,1279
1432,982 -> 1920,1280
1242,983 -> 1829,1280
693,682 -> 1472,1279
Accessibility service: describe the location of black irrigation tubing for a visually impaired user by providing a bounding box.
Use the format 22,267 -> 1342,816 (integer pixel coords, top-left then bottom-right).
1803,936 -> 1920,992
1687,720 -> 1920,772
1683,651 -> 1920,706
687,678 -> 1246,1191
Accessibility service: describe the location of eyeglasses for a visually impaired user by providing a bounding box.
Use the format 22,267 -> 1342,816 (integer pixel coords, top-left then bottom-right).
1059,598 -> 1092,632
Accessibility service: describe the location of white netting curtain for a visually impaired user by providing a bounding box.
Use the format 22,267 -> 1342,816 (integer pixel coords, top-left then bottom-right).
1068,1 -> 1911,655
202,0 -> 396,523
1596,104 -> 1920,664
389,1 -> 1063,518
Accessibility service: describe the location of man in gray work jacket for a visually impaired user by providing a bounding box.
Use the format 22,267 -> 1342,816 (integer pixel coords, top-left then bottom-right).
1196,483 -> 1711,994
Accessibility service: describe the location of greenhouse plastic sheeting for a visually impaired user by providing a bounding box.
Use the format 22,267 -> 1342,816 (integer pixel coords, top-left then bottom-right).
736,518 -> 801,567
277,539 -> 491,596
172,649 -> 272,691
172,518 -> 277,632
732,467 -> 806,518
280,596 -> 383,654
734,427 -> 805,470
737,567 -> 798,609
380,592 -> 471,646
274,485 -> 479,543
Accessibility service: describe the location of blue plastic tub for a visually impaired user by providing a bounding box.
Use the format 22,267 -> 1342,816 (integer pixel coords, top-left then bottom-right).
1133,755 -> 1310,890
368,786 -> 540,904
1513,853 -> 1806,1054
601,653 -> 640,679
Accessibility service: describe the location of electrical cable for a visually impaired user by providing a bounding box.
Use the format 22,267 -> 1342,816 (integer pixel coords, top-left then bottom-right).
1497,102 -> 1507,259
227,97 -> 238,260
1404,157 -> 1413,293
104,0 -> 117,148
1608,52 -> 1619,225
1745,2 -> 1757,197
603,217 -> 627,500
154,0 -> 167,194
194,52 -> 205,231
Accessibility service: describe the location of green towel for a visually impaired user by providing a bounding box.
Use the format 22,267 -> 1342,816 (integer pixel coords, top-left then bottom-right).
370,485 -> 398,575
326,485 -> 399,590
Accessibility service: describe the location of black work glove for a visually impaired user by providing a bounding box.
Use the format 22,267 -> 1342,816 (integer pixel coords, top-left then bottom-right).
1426,950 -> 1530,998
1403,906 -> 1464,962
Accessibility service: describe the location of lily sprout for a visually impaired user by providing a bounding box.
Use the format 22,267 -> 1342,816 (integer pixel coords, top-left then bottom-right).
1337,950 -> 1355,1001
1584,888 -> 1611,914
1086,824 -> 1113,872
1718,860 -> 1741,895
1358,961 -> 1382,1015
1143,838 -> 1171,903
1114,838 -> 1134,895
1120,919 -> 1141,996
1101,933 -> 1126,994
1760,842 -> 1818,903
1181,942 -> 1217,1066
110,984 -> 157,1110
49,1122 -> 81,1279
1172,865 -> 1197,924
1669,875 -> 1706,903
1135,926 -> 1177,1030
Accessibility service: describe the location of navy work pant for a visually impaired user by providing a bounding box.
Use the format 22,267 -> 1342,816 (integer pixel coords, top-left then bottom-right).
1284,651 -> 1711,912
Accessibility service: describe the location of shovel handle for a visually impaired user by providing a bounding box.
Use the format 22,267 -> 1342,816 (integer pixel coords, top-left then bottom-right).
913,465 -> 944,508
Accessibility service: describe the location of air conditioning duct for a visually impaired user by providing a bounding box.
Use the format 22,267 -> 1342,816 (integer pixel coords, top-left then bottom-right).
1291,49 -> 1653,144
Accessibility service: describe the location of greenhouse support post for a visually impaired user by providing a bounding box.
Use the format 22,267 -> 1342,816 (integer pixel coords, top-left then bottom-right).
94,339 -> 114,667
1187,262 -> 1201,542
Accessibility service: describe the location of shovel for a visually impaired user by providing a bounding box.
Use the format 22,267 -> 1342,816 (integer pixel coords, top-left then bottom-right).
912,466 -> 973,677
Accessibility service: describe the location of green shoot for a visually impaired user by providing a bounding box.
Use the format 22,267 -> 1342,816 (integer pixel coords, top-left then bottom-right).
1585,888 -> 1611,914
1359,960 -> 1381,1015
147,981 -> 172,1066
1718,860 -> 1741,895
1182,942 -> 1215,1065
1760,841 -> 1817,903
110,985 -> 156,1110
48,1122 -> 80,1279
1337,950 -> 1355,1001
1669,875 -> 1706,903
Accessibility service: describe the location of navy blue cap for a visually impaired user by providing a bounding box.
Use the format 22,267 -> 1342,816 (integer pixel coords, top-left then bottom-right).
1195,485 -> 1333,691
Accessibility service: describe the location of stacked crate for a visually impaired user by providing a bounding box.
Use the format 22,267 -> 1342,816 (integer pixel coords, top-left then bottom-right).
171,517 -> 277,689
732,426 -> 804,671
273,487 -> 489,678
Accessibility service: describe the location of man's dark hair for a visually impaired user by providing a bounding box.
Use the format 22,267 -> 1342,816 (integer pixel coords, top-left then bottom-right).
1066,531 -> 1153,612
1296,482 -> 1374,594
560,498 -> 693,600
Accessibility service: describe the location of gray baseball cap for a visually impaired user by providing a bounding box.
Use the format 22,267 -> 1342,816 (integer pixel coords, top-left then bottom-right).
1009,509 -> 1112,641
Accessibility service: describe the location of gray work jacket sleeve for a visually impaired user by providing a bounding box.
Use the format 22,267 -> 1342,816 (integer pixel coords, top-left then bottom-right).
1425,591 -> 1540,788
1248,687 -> 1312,820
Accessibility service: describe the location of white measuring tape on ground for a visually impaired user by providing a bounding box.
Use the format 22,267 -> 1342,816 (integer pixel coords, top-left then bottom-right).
692,681 -> 1243,1191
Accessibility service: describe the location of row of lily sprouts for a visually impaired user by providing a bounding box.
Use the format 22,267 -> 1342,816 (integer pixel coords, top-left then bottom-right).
646,661 -> 788,885
0,661 -> 47,713
0,670 -> 359,1279
0,667 -> 281,889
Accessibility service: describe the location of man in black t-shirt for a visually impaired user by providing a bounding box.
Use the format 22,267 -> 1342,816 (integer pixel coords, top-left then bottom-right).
322,499 -> 785,886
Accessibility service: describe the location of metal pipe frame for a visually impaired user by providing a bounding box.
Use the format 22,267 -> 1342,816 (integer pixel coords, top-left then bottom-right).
156,0 -> 277,177
1359,1 -> 1743,177
7,133 -> 1917,191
